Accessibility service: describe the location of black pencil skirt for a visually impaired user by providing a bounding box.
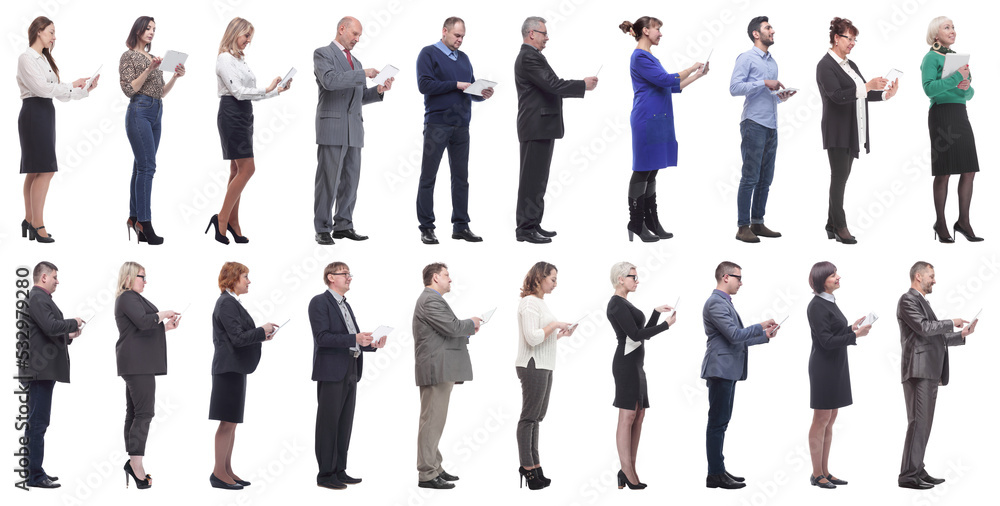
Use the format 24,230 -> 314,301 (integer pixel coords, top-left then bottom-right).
208,371 -> 247,423
19,97 -> 57,173
928,103 -> 979,176
217,96 -> 254,160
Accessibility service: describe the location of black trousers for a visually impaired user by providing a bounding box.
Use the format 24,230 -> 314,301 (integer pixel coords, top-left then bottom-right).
123,374 -> 156,456
315,359 -> 358,483
826,148 -> 855,229
416,123 -> 471,232
516,139 -> 556,233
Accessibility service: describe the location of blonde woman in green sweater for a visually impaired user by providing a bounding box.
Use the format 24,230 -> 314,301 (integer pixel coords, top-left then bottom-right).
922,17 -> 981,242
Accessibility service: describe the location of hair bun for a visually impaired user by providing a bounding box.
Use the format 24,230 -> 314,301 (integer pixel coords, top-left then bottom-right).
619,21 -> 632,35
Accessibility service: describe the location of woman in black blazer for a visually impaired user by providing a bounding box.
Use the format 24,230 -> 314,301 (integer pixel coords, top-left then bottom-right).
816,17 -> 898,244
114,261 -> 181,489
805,261 -> 871,489
209,262 -> 277,490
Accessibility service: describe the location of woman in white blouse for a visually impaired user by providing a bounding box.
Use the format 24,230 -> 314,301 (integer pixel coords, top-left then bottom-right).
17,16 -> 98,243
208,17 -> 291,244
815,17 -> 898,244
515,261 -> 575,490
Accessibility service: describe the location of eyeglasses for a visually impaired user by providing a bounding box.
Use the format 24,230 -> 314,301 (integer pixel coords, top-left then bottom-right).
331,272 -> 353,279
625,275 -> 639,281
727,274 -> 742,281
532,29 -> 548,37
836,33 -> 857,43
136,275 -> 146,279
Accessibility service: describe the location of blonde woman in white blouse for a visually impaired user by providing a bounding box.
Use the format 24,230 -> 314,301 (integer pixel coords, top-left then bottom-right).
208,17 -> 291,245
516,261 -> 575,490
17,16 -> 98,243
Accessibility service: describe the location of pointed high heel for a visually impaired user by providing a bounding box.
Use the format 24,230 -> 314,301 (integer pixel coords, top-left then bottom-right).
953,221 -> 984,242
933,223 -> 954,243
205,215 -> 230,245
126,217 -> 146,243
124,460 -> 152,489
31,225 -> 55,243
518,466 -> 545,490
227,223 -> 249,244
617,469 -> 646,490
136,221 -> 164,245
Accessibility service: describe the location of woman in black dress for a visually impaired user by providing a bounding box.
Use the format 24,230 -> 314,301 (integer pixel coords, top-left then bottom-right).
607,262 -> 674,489
209,262 -> 278,490
806,261 -> 871,489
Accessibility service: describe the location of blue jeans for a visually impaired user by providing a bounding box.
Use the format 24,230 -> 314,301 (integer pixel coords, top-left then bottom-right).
706,377 -> 736,475
737,119 -> 777,227
416,123 -> 471,232
126,95 -> 162,221
25,379 -> 55,485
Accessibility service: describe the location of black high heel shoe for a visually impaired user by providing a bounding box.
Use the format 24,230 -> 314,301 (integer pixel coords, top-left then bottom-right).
137,221 -> 164,245
535,466 -> 552,487
617,470 -> 646,490
227,223 -> 249,244
124,461 -> 151,489
953,221 -> 984,242
126,217 -> 147,243
518,466 -> 546,490
205,215 -> 229,245
933,223 -> 955,243
29,225 -> 55,243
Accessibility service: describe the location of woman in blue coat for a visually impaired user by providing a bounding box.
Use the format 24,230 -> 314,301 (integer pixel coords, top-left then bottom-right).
620,16 -> 708,242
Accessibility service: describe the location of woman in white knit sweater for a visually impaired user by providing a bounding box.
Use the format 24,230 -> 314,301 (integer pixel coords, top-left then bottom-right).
515,261 -> 576,490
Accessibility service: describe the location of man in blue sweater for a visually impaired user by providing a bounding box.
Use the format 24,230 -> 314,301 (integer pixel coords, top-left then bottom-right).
415,17 -> 494,245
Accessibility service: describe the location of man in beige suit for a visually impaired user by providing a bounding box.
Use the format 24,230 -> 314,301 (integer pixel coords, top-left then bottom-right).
412,263 -> 481,489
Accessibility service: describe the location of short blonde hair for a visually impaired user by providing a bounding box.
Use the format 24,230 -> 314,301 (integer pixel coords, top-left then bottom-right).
926,16 -> 951,45
219,17 -> 254,57
610,262 -> 636,288
116,261 -> 145,297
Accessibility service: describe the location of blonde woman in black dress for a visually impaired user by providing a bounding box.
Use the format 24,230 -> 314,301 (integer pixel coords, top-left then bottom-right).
607,261 -> 674,489
806,261 -> 871,489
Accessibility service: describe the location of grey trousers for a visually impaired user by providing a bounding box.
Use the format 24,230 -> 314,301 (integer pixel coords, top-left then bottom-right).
417,382 -> 454,481
516,358 -> 553,467
899,377 -> 938,484
314,144 -> 361,233
123,374 -> 156,456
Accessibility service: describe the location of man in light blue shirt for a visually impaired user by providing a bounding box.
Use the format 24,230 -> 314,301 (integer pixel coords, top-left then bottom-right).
730,16 -> 796,243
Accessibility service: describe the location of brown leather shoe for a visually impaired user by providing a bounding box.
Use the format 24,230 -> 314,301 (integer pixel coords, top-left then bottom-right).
735,226 -> 760,243
750,224 -> 782,238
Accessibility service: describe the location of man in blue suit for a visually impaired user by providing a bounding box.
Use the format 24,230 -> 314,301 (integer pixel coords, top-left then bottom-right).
308,262 -> 386,490
701,261 -> 777,489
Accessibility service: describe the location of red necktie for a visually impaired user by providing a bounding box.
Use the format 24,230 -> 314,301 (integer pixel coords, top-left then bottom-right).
344,49 -> 355,70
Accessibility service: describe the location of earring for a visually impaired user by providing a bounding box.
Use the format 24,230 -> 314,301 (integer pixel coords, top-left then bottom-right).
931,40 -> 942,51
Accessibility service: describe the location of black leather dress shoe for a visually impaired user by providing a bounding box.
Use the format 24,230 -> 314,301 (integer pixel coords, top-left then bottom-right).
316,232 -> 335,245
46,475 -> 59,482
317,478 -> 347,490
452,228 -> 483,242
725,471 -> 744,482
336,472 -> 361,484
418,476 -> 455,489
438,470 -> 459,481
535,226 -> 556,237
420,228 -> 439,244
28,478 -> 61,489
706,473 -> 745,489
919,474 -> 945,485
516,230 -> 552,244
333,229 -> 369,241
899,481 -> 934,490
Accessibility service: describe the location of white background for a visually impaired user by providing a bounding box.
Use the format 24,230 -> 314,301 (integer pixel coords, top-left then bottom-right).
2,1 -> 997,505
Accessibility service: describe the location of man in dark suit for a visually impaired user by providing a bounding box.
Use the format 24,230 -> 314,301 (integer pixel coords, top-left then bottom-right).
313,16 -> 394,245
896,261 -> 976,490
412,263 -> 481,489
19,261 -> 83,489
308,262 -> 385,490
513,16 -> 597,243
700,261 -> 777,489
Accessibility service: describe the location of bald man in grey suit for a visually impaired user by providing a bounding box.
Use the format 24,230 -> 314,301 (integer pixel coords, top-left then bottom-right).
313,16 -> 394,245
412,263 -> 482,489
896,261 -> 977,490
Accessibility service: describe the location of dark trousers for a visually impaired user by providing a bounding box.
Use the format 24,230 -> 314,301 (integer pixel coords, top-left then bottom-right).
899,378 -> 938,485
516,139 -> 556,233
706,377 -> 736,475
315,359 -> 358,483
25,379 -> 55,484
737,119 -> 778,226
826,148 -> 854,229
123,374 -> 156,456
416,123 -> 471,232
515,358 -> 553,467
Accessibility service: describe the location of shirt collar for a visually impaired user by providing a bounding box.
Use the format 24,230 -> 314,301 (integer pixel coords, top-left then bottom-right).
712,289 -> 732,304
817,292 -> 836,303
751,45 -> 771,60
332,40 -> 348,53
34,285 -> 52,296
226,289 -> 240,301
828,49 -> 848,66
25,47 -> 44,59
328,288 -> 346,304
